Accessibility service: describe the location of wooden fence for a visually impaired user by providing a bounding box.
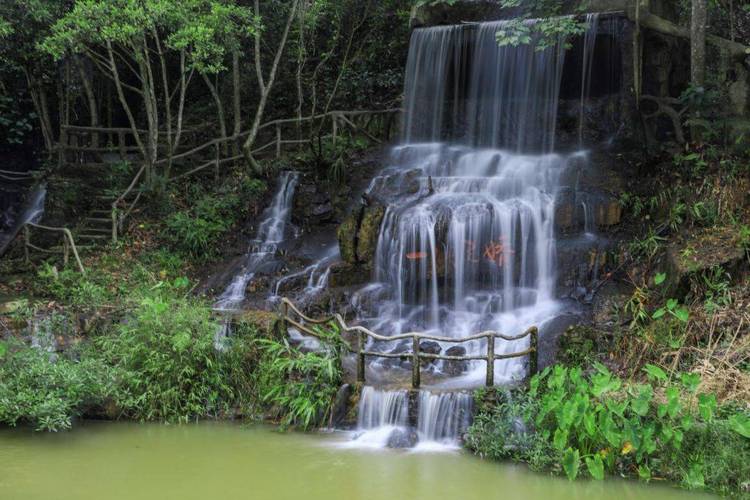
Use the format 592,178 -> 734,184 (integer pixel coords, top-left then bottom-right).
279,298 -> 538,389
23,222 -> 85,273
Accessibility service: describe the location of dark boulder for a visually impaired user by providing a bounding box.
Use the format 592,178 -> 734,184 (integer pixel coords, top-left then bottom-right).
443,345 -> 468,376
386,427 -> 419,449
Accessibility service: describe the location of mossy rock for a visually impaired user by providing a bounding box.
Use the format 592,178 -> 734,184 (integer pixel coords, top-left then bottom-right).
337,206 -> 362,265
328,261 -> 370,288
233,310 -> 285,340
355,204 -> 385,266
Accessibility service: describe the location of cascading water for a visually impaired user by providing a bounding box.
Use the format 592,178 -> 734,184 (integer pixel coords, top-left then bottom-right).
214,171 -> 299,311
0,183 -> 46,257
348,17 -> 605,448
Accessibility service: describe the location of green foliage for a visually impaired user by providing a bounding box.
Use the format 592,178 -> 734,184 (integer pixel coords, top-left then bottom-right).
163,178 -> 266,260
96,286 -> 254,422
0,341 -> 114,431
627,227 -> 665,260
469,364 -> 747,495
34,262 -> 113,308
256,324 -> 343,430
495,1 -> 585,51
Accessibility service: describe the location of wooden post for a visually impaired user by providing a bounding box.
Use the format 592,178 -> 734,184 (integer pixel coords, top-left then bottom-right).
486,333 -> 495,387
357,330 -> 366,384
214,142 -> 220,181
23,225 -> 30,263
111,205 -> 118,244
332,114 -> 338,147
275,125 -> 281,158
118,130 -> 126,158
412,335 -> 420,389
280,300 -> 289,332
529,327 -> 539,377
62,234 -> 69,266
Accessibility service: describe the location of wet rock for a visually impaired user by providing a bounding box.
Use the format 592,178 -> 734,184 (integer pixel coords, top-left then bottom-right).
386,427 -> 419,449
337,207 -> 363,265
538,313 -> 583,370
595,198 -> 622,227
234,310 -> 285,339
443,346 -> 468,376
355,204 -> 385,266
328,261 -> 371,287
330,384 -> 353,428
294,182 -> 334,224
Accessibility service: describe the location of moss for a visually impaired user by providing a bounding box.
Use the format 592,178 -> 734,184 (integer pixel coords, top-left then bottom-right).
337,206 -> 362,265
234,310 -> 285,340
557,325 -> 600,366
355,204 -> 385,266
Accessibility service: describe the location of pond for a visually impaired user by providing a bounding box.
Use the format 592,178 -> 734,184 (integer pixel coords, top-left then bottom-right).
0,422 -> 714,500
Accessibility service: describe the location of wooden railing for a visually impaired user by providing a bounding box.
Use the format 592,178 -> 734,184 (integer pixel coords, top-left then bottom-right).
279,298 -> 538,389
23,222 -> 85,273
78,108 -> 400,243
164,108 -> 401,182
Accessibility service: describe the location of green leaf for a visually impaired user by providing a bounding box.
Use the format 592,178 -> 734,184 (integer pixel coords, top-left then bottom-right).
0,341 -> 6,359
680,372 -> 701,393
553,428 -> 569,451
683,464 -> 705,489
638,464 -> 652,482
674,307 -> 690,323
652,308 -> 666,319
562,448 -> 580,481
697,393 -> 717,422
642,364 -> 667,382
654,273 -> 666,285
585,454 -> 604,480
631,385 -> 653,416
666,298 -> 678,310
729,414 -> 750,438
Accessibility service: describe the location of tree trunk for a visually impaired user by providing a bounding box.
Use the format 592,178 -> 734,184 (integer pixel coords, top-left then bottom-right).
243,0 -> 301,174
202,72 -> 228,153
75,56 -> 99,147
691,0 -> 707,87
232,50 -> 241,143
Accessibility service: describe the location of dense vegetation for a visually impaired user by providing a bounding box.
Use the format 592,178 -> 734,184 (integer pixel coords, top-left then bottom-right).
1,0 -> 749,498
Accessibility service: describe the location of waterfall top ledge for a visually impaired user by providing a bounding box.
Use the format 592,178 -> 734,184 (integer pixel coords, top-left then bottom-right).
410,0 -> 678,28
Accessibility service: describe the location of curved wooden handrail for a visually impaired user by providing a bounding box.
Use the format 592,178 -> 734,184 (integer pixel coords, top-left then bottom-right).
279,297 -> 538,389
24,222 -> 85,274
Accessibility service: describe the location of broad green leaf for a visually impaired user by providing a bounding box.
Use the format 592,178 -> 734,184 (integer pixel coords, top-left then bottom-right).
666,298 -> 678,310
553,428 -> 569,451
562,448 -> 580,481
680,372 -> 701,393
674,307 -> 690,323
683,464 -> 705,489
638,464 -> 652,482
642,364 -> 667,382
729,414 -> 750,438
631,384 -> 653,416
665,386 -> 681,417
697,393 -> 717,422
652,308 -> 666,319
585,454 -> 604,480
654,272 -> 666,285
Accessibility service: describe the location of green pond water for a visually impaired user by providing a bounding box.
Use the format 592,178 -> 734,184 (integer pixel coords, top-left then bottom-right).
0,422 -> 713,500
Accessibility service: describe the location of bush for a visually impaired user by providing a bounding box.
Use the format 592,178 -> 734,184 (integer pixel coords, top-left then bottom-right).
95,288 -> 255,422
256,324 -> 343,430
466,363 -> 750,496
0,341 -> 114,431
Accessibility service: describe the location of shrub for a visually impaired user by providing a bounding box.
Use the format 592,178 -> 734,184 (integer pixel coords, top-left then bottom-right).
0,341 -> 114,431
256,324 -> 343,430
95,288 -> 255,422
466,363 -> 750,496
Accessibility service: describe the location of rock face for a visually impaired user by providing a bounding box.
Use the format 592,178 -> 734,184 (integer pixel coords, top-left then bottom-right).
233,310 -> 285,339
330,384 -> 354,428
337,201 -> 386,270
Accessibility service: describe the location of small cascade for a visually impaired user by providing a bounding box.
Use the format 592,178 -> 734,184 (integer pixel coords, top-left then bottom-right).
417,391 -> 473,444
269,245 -> 338,307
348,386 -> 473,449
214,171 -> 299,310
0,183 -> 46,256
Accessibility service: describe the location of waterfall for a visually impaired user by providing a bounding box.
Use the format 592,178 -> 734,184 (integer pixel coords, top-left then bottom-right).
214,171 -> 299,311
346,18 -> 614,448
0,183 -> 46,256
